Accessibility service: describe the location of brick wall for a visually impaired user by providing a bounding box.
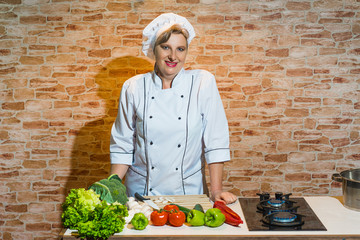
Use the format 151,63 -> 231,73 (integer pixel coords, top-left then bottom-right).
1,0 -> 360,239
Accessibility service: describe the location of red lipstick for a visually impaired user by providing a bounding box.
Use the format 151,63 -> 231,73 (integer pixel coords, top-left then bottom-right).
165,61 -> 177,67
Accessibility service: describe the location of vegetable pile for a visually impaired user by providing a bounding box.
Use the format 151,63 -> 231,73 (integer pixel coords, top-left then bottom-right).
149,201 -> 243,228
62,187 -> 128,239
148,202 -> 240,228
62,176 -> 243,237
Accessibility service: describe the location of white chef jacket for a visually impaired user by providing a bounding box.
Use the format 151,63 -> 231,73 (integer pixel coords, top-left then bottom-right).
110,68 -> 230,197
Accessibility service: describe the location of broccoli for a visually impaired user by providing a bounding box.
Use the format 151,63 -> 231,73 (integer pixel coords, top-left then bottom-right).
89,174 -> 128,204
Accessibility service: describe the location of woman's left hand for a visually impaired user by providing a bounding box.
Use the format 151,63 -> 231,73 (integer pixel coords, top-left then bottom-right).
211,190 -> 237,204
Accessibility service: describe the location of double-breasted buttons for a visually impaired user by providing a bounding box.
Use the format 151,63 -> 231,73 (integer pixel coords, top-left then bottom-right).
149,97 -> 154,120
150,141 -> 153,145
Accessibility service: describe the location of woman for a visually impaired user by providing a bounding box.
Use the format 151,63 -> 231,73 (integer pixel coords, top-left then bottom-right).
110,13 -> 236,204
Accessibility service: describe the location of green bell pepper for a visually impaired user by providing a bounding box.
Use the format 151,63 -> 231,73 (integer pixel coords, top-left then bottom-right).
187,209 -> 205,226
131,212 -> 149,230
204,208 -> 225,227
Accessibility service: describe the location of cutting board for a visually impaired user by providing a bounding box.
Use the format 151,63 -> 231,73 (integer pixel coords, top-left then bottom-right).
146,194 -> 213,211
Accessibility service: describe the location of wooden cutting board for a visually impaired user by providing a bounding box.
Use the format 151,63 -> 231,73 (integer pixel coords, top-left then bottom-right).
146,194 -> 213,211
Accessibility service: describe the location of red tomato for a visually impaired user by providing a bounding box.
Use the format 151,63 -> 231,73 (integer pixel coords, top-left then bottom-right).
150,210 -> 168,226
168,210 -> 186,227
163,204 -> 179,212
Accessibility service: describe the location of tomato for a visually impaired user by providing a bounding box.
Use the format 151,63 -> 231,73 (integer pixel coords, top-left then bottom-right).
163,204 -> 179,212
168,210 -> 186,227
150,210 -> 168,226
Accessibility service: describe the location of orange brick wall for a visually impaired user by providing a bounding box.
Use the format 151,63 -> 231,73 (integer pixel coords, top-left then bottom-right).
1,0 -> 360,239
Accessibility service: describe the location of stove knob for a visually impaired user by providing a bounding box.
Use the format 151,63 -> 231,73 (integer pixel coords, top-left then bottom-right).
257,192 -> 270,201
264,192 -> 270,200
275,192 -> 283,200
283,193 -> 292,200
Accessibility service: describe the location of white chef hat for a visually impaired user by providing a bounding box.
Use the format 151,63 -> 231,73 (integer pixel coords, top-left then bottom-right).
142,13 -> 196,59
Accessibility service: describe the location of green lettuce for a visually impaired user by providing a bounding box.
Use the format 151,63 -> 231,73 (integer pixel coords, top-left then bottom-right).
77,201 -> 128,239
61,188 -> 128,239
62,188 -> 101,229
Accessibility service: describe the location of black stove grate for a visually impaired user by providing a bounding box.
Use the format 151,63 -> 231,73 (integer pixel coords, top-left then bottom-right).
239,197 -> 327,231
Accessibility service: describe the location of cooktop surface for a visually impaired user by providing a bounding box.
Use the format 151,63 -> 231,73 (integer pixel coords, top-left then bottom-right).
239,197 -> 327,231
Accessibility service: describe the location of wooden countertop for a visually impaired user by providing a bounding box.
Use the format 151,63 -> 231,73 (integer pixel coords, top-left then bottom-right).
59,196 -> 360,240
331,195 -> 344,204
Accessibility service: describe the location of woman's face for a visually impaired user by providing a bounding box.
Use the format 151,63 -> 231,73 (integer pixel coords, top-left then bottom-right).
154,33 -> 188,82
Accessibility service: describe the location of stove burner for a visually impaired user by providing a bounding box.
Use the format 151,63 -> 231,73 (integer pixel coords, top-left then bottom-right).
257,193 -> 297,214
262,212 -> 305,228
267,199 -> 285,208
273,212 -> 297,223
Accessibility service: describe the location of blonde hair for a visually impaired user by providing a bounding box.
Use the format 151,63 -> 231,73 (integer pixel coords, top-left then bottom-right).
154,24 -> 189,51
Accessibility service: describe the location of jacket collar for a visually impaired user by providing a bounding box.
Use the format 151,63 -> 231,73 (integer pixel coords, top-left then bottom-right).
152,68 -> 185,90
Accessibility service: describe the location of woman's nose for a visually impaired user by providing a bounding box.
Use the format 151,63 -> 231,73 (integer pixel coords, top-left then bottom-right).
168,50 -> 176,60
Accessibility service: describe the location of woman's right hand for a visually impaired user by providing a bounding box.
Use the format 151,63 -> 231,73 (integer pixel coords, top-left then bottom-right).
211,190 -> 237,205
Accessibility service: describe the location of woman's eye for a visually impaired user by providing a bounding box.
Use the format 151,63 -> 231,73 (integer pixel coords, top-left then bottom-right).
177,47 -> 185,52
161,45 -> 169,50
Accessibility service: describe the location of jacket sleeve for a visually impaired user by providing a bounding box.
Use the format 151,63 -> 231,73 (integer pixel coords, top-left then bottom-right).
200,71 -> 231,164
110,80 -> 136,165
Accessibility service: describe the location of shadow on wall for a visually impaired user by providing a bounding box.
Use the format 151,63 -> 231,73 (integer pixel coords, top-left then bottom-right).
64,56 -> 153,194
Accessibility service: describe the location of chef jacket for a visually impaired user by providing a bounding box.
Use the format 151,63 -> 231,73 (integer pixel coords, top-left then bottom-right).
110,68 -> 230,197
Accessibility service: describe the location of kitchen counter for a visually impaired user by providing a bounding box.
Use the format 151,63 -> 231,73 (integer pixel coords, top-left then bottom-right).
59,196 -> 360,240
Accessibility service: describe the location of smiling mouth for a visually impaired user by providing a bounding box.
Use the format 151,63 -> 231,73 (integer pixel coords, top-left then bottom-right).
165,61 -> 177,67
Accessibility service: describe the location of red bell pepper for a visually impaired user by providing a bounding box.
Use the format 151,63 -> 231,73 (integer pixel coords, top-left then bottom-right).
213,201 -> 243,226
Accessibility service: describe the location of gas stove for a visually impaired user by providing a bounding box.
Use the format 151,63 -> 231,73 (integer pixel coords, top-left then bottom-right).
239,192 -> 327,231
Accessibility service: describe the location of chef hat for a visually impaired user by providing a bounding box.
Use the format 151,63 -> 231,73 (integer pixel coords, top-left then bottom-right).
142,13 -> 196,59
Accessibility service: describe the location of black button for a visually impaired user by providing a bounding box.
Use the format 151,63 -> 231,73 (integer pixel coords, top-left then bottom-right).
150,188 -> 153,191
151,96 -> 154,99
177,144 -> 181,148
176,168 -> 178,170
151,166 -> 155,170
149,116 -> 153,119
150,141 -> 153,145
181,95 -> 184,98
178,117 -> 181,120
